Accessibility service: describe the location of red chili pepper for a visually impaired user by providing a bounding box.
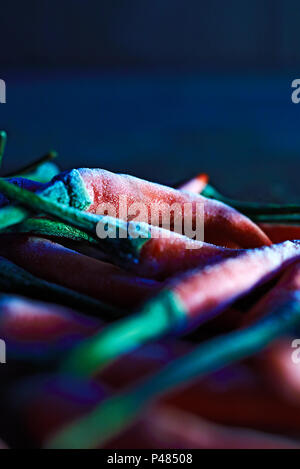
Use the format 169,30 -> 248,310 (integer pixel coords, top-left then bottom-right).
12,375 -> 109,445
78,168 -> 271,248
164,367 -> 300,433
259,223 -> 300,243
178,173 -> 209,194
172,241 -> 300,324
104,405 -> 300,449
0,294 -> 100,358
13,355 -> 300,447
256,340 -> 300,407
136,226 -> 242,278
242,261 -> 300,326
0,235 -> 159,308
60,241 -> 300,378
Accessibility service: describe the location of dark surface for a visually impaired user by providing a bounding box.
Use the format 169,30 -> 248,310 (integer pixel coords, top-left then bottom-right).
1,1 -> 300,69
0,69 -> 299,202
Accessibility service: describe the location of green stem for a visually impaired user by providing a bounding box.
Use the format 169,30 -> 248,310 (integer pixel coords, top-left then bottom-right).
0,179 -> 150,266
0,169 -> 91,231
3,218 -> 99,245
61,290 -> 186,377
251,214 -> 300,224
47,296 -> 300,449
17,161 -> 60,183
0,180 -> 70,230
202,184 -> 300,216
4,151 -> 58,178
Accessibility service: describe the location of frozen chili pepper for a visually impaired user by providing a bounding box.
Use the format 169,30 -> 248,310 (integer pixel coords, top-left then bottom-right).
0,294 -> 101,361
9,374 -> 110,446
0,178 -> 151,267
0,179 -> 246,279
181,174 -> 300,217
77,168 -> 270,248
0,168 -> 271,248
4,217 -> 237,279
177,173 -> 209,194
0,235 -> 160,309
47,294 -> 300,448
257,339 -> 300,407
135,226 -> 243,278
124,406 -> 300,449
100,343 -> 300,434
259,223 -> 300,243
12,369 -> 300,449
61,241 -> 300,377
0,169 -> 91,230
242,262 -> 300,326
27,358 -> 300,447
164,365 -> 300,434
236,263 -> 300,402
0,255 -> 119,318
3,212 -> 242,280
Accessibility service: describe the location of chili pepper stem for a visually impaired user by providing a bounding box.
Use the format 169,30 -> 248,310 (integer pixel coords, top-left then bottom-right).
47,296 -> 300,449
202,184 -> 300,216
3,218 -> 99,244
4,150 -> 58,178
251,213 -> 300,224
61,290 -> 186,377
0,180 -> 70,230
0,178 -> 150,266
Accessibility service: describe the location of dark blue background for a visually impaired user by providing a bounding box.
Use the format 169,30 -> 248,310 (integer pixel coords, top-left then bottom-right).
0,1 -> 299,201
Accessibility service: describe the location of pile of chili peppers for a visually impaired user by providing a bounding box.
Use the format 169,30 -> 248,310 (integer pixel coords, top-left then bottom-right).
1,130 -> 300,448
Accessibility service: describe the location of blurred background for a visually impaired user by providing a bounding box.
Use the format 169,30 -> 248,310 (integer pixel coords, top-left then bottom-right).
0,0 -> 299,201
